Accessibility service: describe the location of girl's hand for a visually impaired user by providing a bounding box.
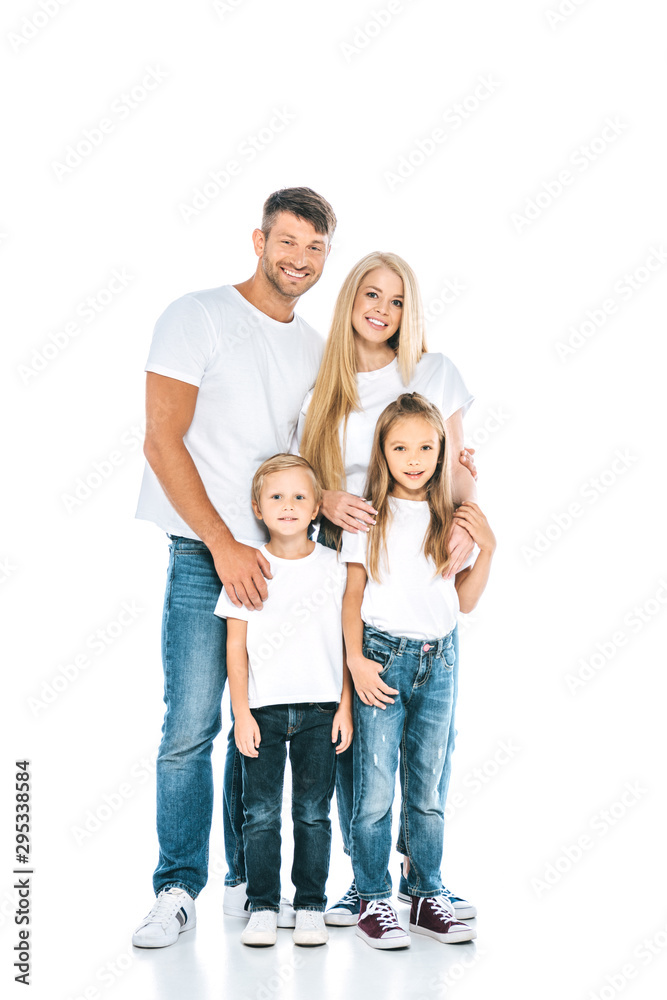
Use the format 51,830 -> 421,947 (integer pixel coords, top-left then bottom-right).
444,522 -> 475,579
320,490 -> 377,533
234,713 -> 261,758
348,657 -> 399,709
453,501 -> 496,554
458,447 -> 477,480
332,706 -> 353,753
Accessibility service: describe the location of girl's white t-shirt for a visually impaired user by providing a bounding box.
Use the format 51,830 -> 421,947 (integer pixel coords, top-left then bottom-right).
295,353 -> 473,497
135,285 -> 323,545
341,496 -> 468,640
214,544 -> 346,709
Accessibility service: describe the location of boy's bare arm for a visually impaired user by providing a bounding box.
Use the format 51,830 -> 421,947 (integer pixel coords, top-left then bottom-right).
226,618 -> 261,757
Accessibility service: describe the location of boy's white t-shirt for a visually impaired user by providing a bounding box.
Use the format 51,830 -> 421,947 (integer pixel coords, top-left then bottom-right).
215,544 -> 346,709
295,353 -> 473,497
135,285 -> 323,545
341,496 -> 471,641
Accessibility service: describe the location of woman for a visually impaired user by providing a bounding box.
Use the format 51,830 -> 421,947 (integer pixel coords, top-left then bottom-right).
297,251 -> 479,924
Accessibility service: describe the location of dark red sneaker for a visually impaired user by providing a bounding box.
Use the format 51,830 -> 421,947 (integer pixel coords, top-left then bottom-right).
356,899 -> 411,950
409,895 -> 476,943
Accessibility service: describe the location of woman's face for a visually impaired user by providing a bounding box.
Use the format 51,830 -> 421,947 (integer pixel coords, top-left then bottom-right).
351,267 -> 404,346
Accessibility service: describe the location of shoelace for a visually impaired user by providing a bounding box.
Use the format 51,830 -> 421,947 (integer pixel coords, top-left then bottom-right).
297,910 -> 321,930
364,899 -> 400,930
339,882 -> 359,905
250,910 -> 276,931
146,888 -> 186,928
442,887 -> 463,904
428,895 -> 456,921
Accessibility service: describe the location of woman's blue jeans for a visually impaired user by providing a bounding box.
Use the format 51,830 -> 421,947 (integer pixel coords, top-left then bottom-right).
241,703 -> 338,912
350,625 -> 456,900
152,536 -> 245,898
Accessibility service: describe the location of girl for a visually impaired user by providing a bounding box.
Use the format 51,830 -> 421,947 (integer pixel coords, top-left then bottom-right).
341,393 -> 496,950
297,252 -> 479,923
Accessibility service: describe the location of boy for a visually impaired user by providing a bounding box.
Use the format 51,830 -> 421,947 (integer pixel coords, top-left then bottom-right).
215,454 -> 352,947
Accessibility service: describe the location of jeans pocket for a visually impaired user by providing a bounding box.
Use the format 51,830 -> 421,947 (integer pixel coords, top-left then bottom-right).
313,702 -> 338,714
363,643 -> 396,675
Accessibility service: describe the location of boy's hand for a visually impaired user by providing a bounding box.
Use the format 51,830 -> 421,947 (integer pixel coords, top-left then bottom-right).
332,706 -> 353,753
234,712 -> 261,757
348,657 -> 399,709
453,501 -> 496,553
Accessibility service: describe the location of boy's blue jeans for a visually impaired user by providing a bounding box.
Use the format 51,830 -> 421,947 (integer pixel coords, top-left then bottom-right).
152,535 -> 245,898
241,703 -> 338,912
350,625 -> 456,900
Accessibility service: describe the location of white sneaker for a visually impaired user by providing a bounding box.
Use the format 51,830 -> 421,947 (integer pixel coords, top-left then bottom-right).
224,882 -> 296,927
241,909 -> 278,947
132,887 -> 196,948
293,909 -> 328,947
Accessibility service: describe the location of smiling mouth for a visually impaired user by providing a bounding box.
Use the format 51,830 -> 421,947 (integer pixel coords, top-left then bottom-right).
404,472 -> 424,479
281,267 -> 308,280
279,516 -> 298,521
366,316 -> 388,328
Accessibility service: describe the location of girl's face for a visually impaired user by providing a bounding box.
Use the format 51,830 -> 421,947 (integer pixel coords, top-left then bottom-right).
351,267 -> 404,346
383,416 -> 441,501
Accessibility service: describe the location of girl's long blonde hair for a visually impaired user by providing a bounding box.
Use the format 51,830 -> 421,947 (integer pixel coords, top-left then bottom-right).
365,393 -> 454,582
300,252 -> 427,547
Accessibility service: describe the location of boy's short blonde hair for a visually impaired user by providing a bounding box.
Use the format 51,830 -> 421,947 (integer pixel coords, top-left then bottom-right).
251,454 -> 323,507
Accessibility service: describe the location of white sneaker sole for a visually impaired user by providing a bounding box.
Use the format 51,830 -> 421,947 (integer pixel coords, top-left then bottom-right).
409,921 -> 476,944
355,926 -> 411,950
324,909 -> 359,926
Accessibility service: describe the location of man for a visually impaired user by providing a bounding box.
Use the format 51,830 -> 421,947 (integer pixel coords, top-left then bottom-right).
132,187 -> 339,948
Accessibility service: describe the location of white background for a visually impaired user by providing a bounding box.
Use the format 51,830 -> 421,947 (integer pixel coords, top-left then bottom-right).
2,1 -> 666,998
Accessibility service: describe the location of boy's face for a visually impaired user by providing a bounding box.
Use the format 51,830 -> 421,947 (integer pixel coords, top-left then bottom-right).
252,467 -> 320,537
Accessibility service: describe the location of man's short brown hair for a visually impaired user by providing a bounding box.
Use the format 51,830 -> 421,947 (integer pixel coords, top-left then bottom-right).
261,187 -> 336,241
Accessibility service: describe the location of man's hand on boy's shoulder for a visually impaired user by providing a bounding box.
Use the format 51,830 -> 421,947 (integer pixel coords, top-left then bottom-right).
332,706 -> 353,754
234,711 -> 261,757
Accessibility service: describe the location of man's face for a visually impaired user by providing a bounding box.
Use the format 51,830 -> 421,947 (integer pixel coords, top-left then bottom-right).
255,211 -> 330,299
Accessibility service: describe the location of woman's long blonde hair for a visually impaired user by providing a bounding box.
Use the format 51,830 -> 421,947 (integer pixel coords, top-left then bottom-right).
365,393 -> 454,582
300,252 -> 427,547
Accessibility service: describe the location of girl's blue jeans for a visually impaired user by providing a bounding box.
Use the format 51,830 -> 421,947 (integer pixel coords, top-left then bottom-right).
350,624 -> 457,900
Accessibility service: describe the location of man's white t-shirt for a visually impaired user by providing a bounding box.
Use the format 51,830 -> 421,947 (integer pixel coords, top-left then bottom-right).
215,544 -> 346,709
341,496 -> 472,641
136,285 -> 323,545
295,353 -> 473,497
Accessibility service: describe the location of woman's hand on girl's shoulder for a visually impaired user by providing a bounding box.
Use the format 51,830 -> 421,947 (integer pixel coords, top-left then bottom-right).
320,490 -> 377,533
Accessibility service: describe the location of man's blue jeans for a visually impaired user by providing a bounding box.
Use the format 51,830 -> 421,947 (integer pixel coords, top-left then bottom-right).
335,627 -> 459,862
152,536 -> 245,898
350,625 -> 456,900
241,703 -> 338,912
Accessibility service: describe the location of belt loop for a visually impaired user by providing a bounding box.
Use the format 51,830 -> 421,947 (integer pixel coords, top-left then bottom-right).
398,637 -> 407,655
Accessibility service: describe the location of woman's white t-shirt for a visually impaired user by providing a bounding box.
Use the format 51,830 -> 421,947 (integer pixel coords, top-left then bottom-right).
341,496 -> 467,641
136,285 -> 323,545
214,544 -> 346,709
295,353 -> 473,497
